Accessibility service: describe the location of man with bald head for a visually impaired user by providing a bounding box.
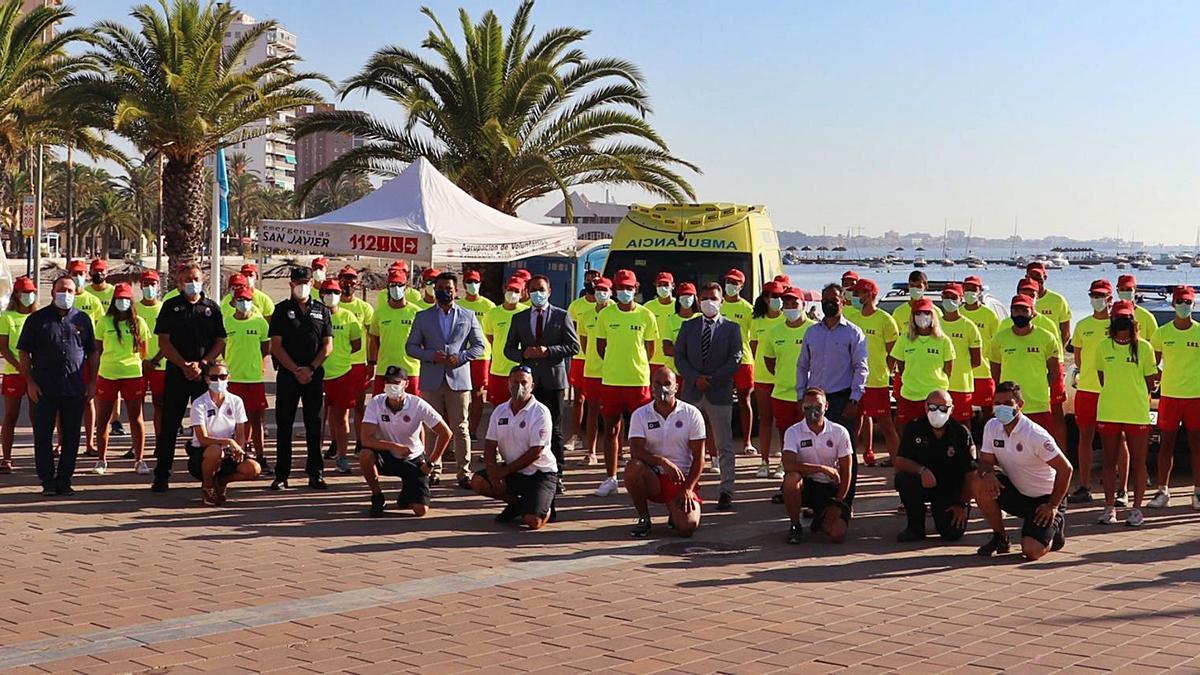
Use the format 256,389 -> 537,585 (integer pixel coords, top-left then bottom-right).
893,389 -> 976,542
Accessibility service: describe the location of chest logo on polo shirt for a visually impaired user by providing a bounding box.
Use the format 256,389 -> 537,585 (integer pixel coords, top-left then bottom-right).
947,447 -> 955,457
647,421 -> 661,429
993,439 -> 1005,448
381,414 -> 391,422
1016,443 -> 1024,452
203,307 -> 211,316
1044,440 -> 1055,453
800,439 -> 813,448
224,407 -> 231,415
826,439 -> 834,447
519,420 -> 526,429
287,310 -> 296,319
675,420 -> 684,428
206,408 -> 216,417
915,436 -> 927,446
499,417 -> 509,425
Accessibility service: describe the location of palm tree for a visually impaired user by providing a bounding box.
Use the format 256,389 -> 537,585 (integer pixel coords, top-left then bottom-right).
303,173 -> 372,217
293,0 -> 697,215
75,191 -> 137,257
86,0 -> 329,273
117,160 -> 160,250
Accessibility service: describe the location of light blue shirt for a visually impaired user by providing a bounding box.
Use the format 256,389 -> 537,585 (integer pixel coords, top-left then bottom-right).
437,303 -> 455,342
795,315 -> 869,401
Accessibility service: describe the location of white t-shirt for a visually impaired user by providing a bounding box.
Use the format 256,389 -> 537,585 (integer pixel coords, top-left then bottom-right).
781,419 -> 853,484
362,393 -> 444,460
627,400 -> 706,475
485,399 -> 557,475
981,415 -> 1064,497
190,392 -> 247,446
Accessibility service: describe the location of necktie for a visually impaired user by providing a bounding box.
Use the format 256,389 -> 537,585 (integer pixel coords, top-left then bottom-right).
701,319 -> 712,361
535,310 -> 544,343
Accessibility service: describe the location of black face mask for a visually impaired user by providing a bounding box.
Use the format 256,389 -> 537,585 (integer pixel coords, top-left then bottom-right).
821,299 -> 841,318
584,282 -> 596,295
91,272 -> 104,284
1011,315 -> 1032,328
1112,316 -> 1134,332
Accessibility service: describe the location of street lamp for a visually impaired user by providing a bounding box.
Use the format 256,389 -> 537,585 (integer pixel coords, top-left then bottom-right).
154,142 -> 174,273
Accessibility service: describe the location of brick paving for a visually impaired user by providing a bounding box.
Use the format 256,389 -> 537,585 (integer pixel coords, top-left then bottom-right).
3,417 -> 1200,673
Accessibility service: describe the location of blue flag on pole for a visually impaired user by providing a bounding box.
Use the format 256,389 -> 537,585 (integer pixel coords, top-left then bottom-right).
216,148 -> 229,233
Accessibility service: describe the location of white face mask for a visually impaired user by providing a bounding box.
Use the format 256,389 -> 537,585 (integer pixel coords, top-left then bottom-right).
323,293 -> 340,307
72,274 -> 86,289
234,299 -> 254,314
914,313 -> 933,330
142,285 -> 158,300
209,379 -> 228,394
963,291 -> 979,305
464,282 -> 480,296
292,284 -> 311,300
700,299 -> 722,318
783,307 -> 804,322
183,280 -> 204,297
1118,290 -> 1134,302
18,292 -> 35,307
768,297 -> 783,312
54,291 -> 74,310
312,268 -> 326,283
530,290 -> 549,308
927,408 -> 951,429
114,298 -> 132,312
679,295 -> 695,309
1090,297 -> 1108,313
615,289 -> 635,304
510,382 -> 533,401
942,298 -> 961,313
656,285 -> 672,299
244,275 -> 256,289
594,290 -> 611,304
724,283 -> 742,298
504,291 -> 521,305
384,383 -> 405,399
910,288 -> 925,301
388,285 -> 406,301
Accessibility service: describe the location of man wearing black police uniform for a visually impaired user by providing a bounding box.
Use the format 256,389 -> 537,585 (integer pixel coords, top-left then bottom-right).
893,389 -> 975,542
151,263 -> 226,492
269,267 -> 334,489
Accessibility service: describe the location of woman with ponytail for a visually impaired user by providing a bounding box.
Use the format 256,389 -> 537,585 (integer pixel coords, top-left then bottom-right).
93,283 -> 149,475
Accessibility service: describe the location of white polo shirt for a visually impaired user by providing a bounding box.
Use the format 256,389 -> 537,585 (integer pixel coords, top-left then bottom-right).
981,415 -> 1064,497
486,398 -> 556,475
782,419 -> 853,484
362,393 -> 444,460
190,392 -> 247,446
628,400 -> 706,475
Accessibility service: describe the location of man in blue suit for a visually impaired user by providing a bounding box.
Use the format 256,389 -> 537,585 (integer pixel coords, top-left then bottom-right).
407,271 -> 486,488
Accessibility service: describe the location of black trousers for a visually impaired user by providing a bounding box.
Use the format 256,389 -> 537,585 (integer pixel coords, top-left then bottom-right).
33,394 -> 84,490
533,385 -> 564,477
275,368 -> 325,481
153,372 -> 208,482
894,471 -> 966,540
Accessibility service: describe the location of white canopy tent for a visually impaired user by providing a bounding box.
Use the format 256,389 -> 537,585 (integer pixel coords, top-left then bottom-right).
259,157 -> 576,263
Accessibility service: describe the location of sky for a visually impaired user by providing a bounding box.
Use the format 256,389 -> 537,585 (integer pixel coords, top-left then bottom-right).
63,1 -> 1200,244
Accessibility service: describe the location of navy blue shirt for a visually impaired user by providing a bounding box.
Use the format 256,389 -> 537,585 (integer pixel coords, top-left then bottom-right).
17,306 -> 95,397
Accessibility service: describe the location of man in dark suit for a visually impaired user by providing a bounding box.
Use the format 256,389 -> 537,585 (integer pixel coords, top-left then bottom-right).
673,282 -> 744,510
505,275 -> 580,491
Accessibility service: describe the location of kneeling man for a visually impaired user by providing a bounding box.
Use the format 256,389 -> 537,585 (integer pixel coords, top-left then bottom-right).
894,389 -> 975,542
473,366 -> 558,529
626,368 -> 705,538
973,381 -> 1073,560
782,387 -> 855,544
359,366 -> 452,517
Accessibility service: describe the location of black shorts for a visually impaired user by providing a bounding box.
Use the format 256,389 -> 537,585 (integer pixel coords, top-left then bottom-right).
997,474 -> 1064,546
801,479 -> 853,530
186,443 -> 239,481
475,468 -> 556,519
373,451 -> 431,506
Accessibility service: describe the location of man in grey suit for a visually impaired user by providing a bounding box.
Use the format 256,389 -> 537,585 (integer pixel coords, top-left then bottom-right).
406,271 -> 486,488
504,275 -> 580,490
673,282 -> 744,510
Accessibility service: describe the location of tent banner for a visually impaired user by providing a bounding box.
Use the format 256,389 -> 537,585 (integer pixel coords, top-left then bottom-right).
258,220 -> 432,259
434,230 -> 577,262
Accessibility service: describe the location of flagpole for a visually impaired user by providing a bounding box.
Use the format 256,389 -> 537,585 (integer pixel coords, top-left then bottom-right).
210,152 -> 221,299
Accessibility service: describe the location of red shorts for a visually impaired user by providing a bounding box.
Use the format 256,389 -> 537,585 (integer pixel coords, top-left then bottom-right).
599,384 -> 651,418
96,376 -> 146,402
1050,364 -> 1067,404
372,375 -> 420,396
1158,396 -> 1200,432
228,382 -> 268,413
733,364 -> 754,391
650,364 -> 666,380
470,359 -> 490,391
649,466 -> 703,505
754,382 -> 774,398
1096,422 -> 1151,437
972,378 -> 995,407
772,398 -> 802,433
324,370 -> 366,410
568,360 -> 586,390
860,387 -> 891,417
896,397 -> 926,426
582,376 -> 604,402
892,375 -> 903,402
1,373 -> 25,399
487,374 -> 509,406
1025,412 -> 1055,431
1074,390 -> 1100,427
144,369 -> 166,398
950,391 -> 973,423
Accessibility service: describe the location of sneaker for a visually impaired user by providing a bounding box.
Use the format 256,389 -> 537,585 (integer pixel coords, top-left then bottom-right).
335,456 -> 352,474
863,449 -> 877,467
1125,508 -> 1145,528
1067,486 -> 1094,504
976,532 -> 1011,557
1051,513 -> 1066,552
0,459 -> 13,474
121,449 -> 135,460
110,421 -> 127,436
1193,491 -> 1200,511
1147,489 -> 1170,509
594,476 -> 619,497
202,488 -> 219,506
755,463 -> 771,479
1114,491 -> 1128,508
716,491 -> 733,511
630,515 -> 652,538
742,443 -> 758,457
787,522 -> 804,544
707,457 -> 719,474
495,502 -> 520,523
896,528 -> 926,542
308,475 -> 328,490
1097,506 -> 1118,525
323,443 -> 337,460
92,460 -> 107,475
134,460 -> 150,475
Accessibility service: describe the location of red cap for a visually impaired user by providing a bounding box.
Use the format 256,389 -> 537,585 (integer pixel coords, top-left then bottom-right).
941,283 -> 963,299
781,286 -> 803,300
227,273 -> 247,288
841,270 -> 860,282
113,283 -> 133,300
1174,285 -> 1196,303
90,258 -> 107,272
1011,294 -> 1035,310
240,262 -> 258,275
513,269 -> 532,281
613,269 -> 638,288
389,260 -> 409,271
593,277 -> 613,291
911,297 -> 935,313
319,279 -> 342,294
387,269 -> 408,285
676,282 -> 696,296
140,270 -> 160,284
1089,279 -> 1113,295
1117,274 -> 1137,288
762,281 -> 785,295
421,267 -> 440,282
13,276 -> 35,293
963,275 -> 984,288
233,286 -> 254,301
67,259 -> 87,273
655,271 -> 674,284
463,270 -> 481,282
338,265 -> 358,279
774,274 -> 791,285
1027,268 -> 1047,283
1026,261 -> 1046,272
504,276 -> 526,292
311,257 -> 329,269
857,278 -> 879,295
1111,300 -> 1136,317
723,268 -> 745,285
1017,278 -> 1039,294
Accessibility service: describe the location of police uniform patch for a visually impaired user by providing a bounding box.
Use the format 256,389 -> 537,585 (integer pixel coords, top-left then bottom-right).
1043,440 -> 1055,453
947,447 -> 956,457
915,436 -> 927,446
287,310 -> 295,319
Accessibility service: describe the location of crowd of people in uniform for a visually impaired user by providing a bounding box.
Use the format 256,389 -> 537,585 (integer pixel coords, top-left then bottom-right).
8,254 -> 1200,560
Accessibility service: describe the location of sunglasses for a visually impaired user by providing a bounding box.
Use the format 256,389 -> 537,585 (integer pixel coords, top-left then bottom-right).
927,403 -> 950,413
209,374 -> 229,381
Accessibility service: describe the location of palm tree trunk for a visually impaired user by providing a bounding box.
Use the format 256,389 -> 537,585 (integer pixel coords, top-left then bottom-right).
162,156 -> 207,286
65,143 -> 74,261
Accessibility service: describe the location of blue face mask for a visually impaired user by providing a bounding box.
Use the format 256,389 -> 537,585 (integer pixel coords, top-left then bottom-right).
615,289 -> 635,304
529,290 -> 549,307
850,296 -> 864,310
434,289 -> 454,306
994,404 -> 1018,425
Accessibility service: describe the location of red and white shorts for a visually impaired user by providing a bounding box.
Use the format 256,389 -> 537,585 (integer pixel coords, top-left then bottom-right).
950,391 -> 973,423
1074,390 -> 1100,428
470,359 -> 490,391
1158,396 -> 1200,432
144,369 -> 166,398
972,378 -> 995,407
96,376 -> 145,402
582,376 -> 604,402
896,397 -> 926,426
598,384 -> 651,418
1050,363 -> 1067,404
568,360 -> 586,390
324,369 -> 367,410
648,465 -> 703,505
1,373 -> 25,399
772,398 -> 802,434
1096,422 -> 1151,438
733,364 -> 754,391
487,374 -> 510,406
228,382 -> 268,413
860,387 -> 891,418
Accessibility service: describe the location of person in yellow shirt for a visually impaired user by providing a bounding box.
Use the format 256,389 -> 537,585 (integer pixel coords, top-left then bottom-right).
646,271 -> 678,377
66,259 -> 105,456
578,276 -> 613,467
762,287 -> 812,477
892,270 -> 943,329
84,258 -> 115,307
988,295 -> 1060,432
938,284 -> 982,424
1115,274 -> 1160,340
319,278 -> 366,474
511,268 -> 533,304
0,276 -> 37,474
335,265 -> 375,458
719,268 -> 756,456
369,268 -> 422,395
1092,300 -> 1158,528
566,269 -> 601,448
960,275 -> 1000,419
1011,277 -> 1068,451
661,282 -> 699,359
135,270 -> 168,471
1066,279 -> 1113,506
850,278 -> 899,467
483,277 -> 529,408
840,270 -> 862,324
458,269 -> 496,441
219,273 -> 256,320
889,298 -> 955,432
414,267 -> 439,308
374,261 -> 425,309
1149,285 -> 1200,510
224,286 -> 272,475
749,280 -> 786,477
235,262 -> 275,320
307,256 -> 330,300
92,284 -> 149,476
1025,262 -> 1072,345
593,269 -> 658,497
